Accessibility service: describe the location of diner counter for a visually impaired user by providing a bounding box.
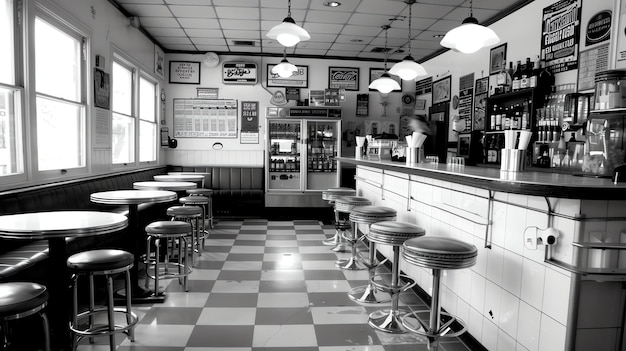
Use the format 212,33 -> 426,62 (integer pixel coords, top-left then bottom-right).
338,157 -> 626,200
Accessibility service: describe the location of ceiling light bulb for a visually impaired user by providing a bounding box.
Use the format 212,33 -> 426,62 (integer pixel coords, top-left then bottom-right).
272,59 -> 297,78
440,17 -> 500,54
389,56 -> 427,80
368,72 -> 401,94
267,17 -> 311,47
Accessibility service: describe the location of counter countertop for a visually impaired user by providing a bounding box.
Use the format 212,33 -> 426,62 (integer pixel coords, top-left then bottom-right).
338,157 -> 626,200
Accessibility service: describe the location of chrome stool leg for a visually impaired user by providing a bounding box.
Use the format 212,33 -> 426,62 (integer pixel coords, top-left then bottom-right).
335,220 -> 366,270
348,241 -> 391,303
330,210 -> 351,253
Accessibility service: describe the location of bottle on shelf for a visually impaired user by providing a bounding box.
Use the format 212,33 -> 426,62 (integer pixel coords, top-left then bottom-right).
530,56 -> 540,89
503,106 -> 511,130
495,105 -> 503,130
520,57 -> 531,89
490,104 -> 498,131
512,60 -> 522,91
506,62 -> 514,93
521,100 -> 530,130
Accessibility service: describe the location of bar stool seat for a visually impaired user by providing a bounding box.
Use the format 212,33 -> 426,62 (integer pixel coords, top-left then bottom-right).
167,205 -> 202,265
167,205 -> 202,217
180,196 -> 210,250
145,221 -> 193,294
322,188 -> 356,249
68,249 -> 137,351
401,237 -> 477,346
366,221 -> 425,334
186,188 -> 214,196
0,282 -> 50,351
179,196 -> 210,205
186,189 -> 214,229
347,206 -> 397,304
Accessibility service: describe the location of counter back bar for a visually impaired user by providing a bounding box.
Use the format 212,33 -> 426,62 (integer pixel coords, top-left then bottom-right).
340,156 -> 626,351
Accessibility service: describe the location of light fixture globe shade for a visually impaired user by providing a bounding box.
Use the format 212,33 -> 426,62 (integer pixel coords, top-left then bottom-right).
389,56 -> 427,80
266,17 -> 311,47
440,18 -> 500,54
368,72 -> 401,94
272,59 -> 298,78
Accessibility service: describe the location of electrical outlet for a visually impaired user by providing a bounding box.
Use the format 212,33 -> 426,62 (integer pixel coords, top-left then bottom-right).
524,227 -> 538,250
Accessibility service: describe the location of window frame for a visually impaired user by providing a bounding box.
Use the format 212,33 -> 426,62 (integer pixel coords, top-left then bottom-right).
111,56 -> 136,167
138,73 -> 158,164
27,0 -> 90,180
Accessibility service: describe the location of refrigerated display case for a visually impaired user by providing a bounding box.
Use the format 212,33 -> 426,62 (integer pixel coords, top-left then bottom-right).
266,108 -> 341,207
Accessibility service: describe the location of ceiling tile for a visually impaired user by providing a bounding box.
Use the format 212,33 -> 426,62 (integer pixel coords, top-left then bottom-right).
118,0 -> 164,4
428,19 -> 462,32
191,37 -> 228,46
413,3 -> 456,19
144,27 -> 187,36
341,25 -> 383,37
329,43 -> 366,52
177,18 -> 220,28
229,46 -> 261,52
326,50 -> 361,58
472,0 -> 515,10
215,7 -> 260,20
260,8 -> 307,22
309,1 -> 360,12
415,30 -> 444,41
304,10 -> 352,24
294,41 -> 333,50
302,22 -> 344,34
163,43 -> 197,50
408,17 -> 437,31
410,39 -> 444,50
122,4 -> 172,17
220,19 -> 260,30
262,0 -> 309,9
195,45 -> 230,51
168,5 -> 216,18
355,0 -> 407,16
212,0 -> 258,6
164,0 -> 213,4
348,13 -> 397,27
139,16 -> 180,27
335,34 -> 372,44
446,7 -> 499,22
155,36 -> 192,44
263,46 -> 289,54
302,33 -> 338,42
185,28 -> 223,37
418,0 -> 465,5
368,37 -> 412,48
222,30 -> 260,39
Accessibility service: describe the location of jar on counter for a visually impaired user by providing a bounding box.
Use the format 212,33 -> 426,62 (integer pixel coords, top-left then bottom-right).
594,70 -> 626,110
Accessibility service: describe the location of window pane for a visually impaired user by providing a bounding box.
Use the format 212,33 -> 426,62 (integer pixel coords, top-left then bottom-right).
0,87 -> 23,176
112,113 -> 134,164
35,17 -> 81,102
112,62 -> 132,116
36,96 -> 84,170
0,0 -> 15,85
139,121 -> 156,162
139,78 -> 155,122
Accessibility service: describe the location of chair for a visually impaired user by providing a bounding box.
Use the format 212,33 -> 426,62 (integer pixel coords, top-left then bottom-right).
167,205 -> 203,264
333,195 -> 372,270
321,187 -> 356,252
145,221 -> 193,294
0,282 -> 50,351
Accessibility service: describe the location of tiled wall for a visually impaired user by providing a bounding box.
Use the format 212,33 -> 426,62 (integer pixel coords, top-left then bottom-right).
165,149 -> 264,167
355,165 -> 626,351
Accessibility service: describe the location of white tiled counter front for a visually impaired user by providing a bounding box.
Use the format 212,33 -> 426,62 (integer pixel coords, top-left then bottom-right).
346,159 -> 626,351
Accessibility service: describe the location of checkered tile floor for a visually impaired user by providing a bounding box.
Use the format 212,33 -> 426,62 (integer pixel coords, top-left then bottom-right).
77,219 -> 473,351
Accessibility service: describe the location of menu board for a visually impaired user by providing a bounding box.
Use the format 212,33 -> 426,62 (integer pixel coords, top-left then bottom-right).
540,0 -> 581,74
173,99 -> 238,138
458,73 -> 474,133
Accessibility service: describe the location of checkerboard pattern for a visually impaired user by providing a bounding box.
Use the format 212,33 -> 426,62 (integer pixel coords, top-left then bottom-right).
78,219 -> 473,351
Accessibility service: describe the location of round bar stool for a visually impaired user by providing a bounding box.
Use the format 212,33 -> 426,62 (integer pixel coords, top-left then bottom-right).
145,221 -> 193,294
179,196 -> 210,252
0,282 -> 50,351
334,195 -> 372,270
401,237 -> 477,346
347,206 -> 397,304
186,188 -> 214,230
321,187 -> 356,251
367,221 -> 425,334
167,205 -> 203,265
67,249 -> 137,351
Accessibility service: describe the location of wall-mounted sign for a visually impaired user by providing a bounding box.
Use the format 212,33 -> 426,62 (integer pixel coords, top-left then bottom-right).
540,0 -> 581,74
415,77 -> 433,95
197,87 -> 219,98
324,89 -> 340,106
586,10 -> 611,46
328,67 -> 359,91
286,88 -> 300,101
266,64 -> 308,88
169,61 -> 201,84
356,94 -> 369,117
241,101 -> 259,144
222,62 -> 257,84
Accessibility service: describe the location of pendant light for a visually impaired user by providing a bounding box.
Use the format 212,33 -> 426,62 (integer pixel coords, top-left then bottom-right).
266,0 -> 311,47
389,0 -> 427,81
440,0 -> 500,54
271,48 -> 298,78
369,25 -> 401,94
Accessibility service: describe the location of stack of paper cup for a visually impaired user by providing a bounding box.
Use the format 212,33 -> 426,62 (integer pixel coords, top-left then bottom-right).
355,136 -> 366,159
501,130 -> 532,172
405,133 -> 427,165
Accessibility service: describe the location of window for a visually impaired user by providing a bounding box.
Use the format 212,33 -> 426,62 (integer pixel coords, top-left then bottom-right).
0,0 -> 24,177
34,16 -> 86,171
112,61 -> 134,164
139,77 -> 156,162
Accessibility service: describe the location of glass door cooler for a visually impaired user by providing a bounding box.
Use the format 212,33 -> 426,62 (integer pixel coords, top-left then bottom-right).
265,113 -> 341,207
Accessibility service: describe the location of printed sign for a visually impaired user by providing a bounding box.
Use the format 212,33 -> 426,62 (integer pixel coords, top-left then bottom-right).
266,64 -> 308,88
286,88 -> 300,101
241,101 -> 259,132
328,67 -> 359,91
169,61 -> 201,84
222,62 -> 257,84
540,0 -> 581,74
586,10 -> 611,46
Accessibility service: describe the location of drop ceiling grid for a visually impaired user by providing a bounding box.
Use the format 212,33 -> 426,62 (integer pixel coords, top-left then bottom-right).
113,0 -> 526,61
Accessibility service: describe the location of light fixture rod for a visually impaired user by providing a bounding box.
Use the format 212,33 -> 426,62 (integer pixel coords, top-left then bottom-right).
469,0 -> 473,18
287,0 -> 292,17
382,25 -> 390,70
407,1 -> 413,56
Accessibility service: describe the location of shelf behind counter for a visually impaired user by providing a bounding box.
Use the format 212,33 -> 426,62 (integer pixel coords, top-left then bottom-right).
337,157 -> 626,200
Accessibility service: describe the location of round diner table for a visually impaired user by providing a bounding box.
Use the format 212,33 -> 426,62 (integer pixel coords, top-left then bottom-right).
0,211 -> 128,350
90,190 -> 177,301
134,181 -> 197,191
154,174 -> 205,187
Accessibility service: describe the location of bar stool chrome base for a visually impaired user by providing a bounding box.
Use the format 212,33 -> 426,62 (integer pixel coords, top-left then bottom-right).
335,255 -> 367,270
367,272 -> 416,333
401,309 -> 467,341
322,187 -> 355,248
348,284 -> 390,304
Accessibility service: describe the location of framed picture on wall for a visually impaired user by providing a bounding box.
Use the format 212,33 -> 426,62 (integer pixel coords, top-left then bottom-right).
489,43 -> 507,75
154,45 -> 165,80
328,67 -> 359,90
432,76 -> 451,104
169,61 -> 201,84
369,68 -> 401,92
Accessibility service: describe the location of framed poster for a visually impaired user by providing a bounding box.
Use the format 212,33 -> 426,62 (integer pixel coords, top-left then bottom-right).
432,76 -> 451,104
173,99 -> 237,138
266,64 -> 308,88
356,94 -> 369,116
197,87 -> 219,99
94,68 -> 110,109
369,68 -> 401,92
458,133 -> 471,158
540,0 -> 581,73
489,43 -> 507,75
328,67 -> 359,90
154,45 -> 165,80
222,62 -> 257,84
473,77 -> 489,131
169,61 -> 201,84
